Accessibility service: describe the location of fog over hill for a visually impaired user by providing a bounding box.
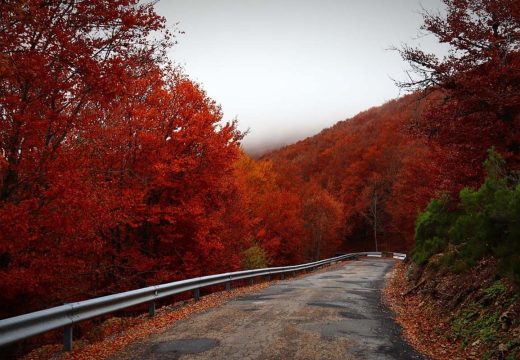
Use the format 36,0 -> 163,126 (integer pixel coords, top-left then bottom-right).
155,0 -> 447,158
243,121 -> 343,158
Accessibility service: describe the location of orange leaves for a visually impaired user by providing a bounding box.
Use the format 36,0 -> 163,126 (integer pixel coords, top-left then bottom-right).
301,181 -> 344,260
220,153 -> 312,266
383,263 -> 475,360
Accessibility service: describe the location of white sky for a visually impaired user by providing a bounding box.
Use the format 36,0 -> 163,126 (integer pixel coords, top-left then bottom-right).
155,0 -> 445,154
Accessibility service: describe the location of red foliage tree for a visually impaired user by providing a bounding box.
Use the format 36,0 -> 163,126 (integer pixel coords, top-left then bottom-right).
229,154 -> 307,266
0,0 -> 172,315
301,181 -> 344,260
398,0 -> 520,188
0,0 -> 243,318
96,71 -> 243,287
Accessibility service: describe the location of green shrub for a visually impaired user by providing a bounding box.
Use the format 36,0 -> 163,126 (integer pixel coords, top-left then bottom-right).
452,305 -> 500,346
412,196 -> 453,265
241,245 -> 269,269
414,195 -> 454,243
412,236 -> 447,265
412,149 -> 520,284
482,280 -> 507,298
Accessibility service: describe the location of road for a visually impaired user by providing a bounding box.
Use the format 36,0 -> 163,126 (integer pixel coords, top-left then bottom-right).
110,258 -> 424,360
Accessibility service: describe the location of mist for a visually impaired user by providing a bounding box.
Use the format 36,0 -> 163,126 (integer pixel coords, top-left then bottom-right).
155,0 -> 446,155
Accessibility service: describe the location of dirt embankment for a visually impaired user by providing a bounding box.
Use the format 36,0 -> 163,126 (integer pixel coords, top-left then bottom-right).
383,258 -> 519,360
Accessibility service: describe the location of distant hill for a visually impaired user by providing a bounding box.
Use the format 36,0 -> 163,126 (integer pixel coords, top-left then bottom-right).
262,93 -> 443,252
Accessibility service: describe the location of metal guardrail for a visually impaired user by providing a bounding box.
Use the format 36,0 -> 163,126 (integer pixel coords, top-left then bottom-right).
0,251 -> 406,351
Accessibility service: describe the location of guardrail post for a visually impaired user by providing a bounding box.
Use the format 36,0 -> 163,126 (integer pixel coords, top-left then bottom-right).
63,325 -> 73,351
249,278 -> 254,286
148,301 -> 156,317
266,274 -> 271,281
193,288 -> 200,301
281,273 -> 285,280
292,271 -> 296,277
226,281 -> 231,291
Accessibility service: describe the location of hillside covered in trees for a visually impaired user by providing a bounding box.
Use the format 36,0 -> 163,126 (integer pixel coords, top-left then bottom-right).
266,0 -> 519,267
264,93 -> 440,252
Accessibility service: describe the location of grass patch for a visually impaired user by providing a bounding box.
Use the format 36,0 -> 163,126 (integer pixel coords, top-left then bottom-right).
482,280 -> 507,298
452,307 -> 500,347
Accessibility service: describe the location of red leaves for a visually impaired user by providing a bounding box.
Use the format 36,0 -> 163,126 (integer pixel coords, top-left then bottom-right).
2,4 -> 517,359
383,262 -> 479,360
301,181 -> 344,260
0,0 -> 245,321
266,94 -> 441,253
399,0 -> 520,187
223,154 -> 306,266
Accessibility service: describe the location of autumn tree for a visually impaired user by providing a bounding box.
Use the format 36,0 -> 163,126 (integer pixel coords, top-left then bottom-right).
97,71 -> 243,286
230,154 -> 307,265
0,0 -> 175,313
0,0 -> 244,318
386,141 -> 443,249
301,181 -> 343,260
398,0 -> 520,186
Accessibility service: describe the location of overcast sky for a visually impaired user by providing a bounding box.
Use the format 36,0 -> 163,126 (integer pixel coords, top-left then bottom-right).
155,0 -> 445,154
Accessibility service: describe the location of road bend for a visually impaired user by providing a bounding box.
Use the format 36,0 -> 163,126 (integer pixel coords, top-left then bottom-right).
110,258 -> 424,360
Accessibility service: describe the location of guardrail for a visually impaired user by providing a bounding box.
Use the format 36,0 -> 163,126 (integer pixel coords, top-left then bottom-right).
0,251 -> 406,351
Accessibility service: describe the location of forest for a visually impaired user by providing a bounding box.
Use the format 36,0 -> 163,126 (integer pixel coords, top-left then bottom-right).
0,0 -> 518,337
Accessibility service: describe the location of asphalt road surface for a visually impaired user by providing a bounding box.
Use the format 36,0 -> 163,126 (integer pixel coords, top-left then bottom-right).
111,258 -> 425,360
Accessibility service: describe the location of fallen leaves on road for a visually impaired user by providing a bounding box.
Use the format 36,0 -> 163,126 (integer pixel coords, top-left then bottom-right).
382,262 -> 477,360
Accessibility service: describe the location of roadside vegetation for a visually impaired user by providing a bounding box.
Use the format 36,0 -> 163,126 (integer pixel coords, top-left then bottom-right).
382,0 -> 520,356
385,260 -> 519,360
412,149 -> 520,284
385,152 -> 520,359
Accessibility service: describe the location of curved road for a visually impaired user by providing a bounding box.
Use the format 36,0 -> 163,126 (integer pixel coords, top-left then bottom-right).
111,258 -> 424,360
